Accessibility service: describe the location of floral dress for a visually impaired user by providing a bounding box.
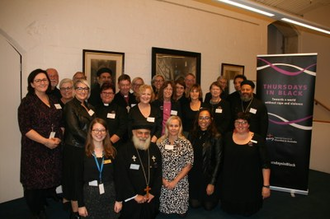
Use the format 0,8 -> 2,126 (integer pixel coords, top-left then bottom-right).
157,137 -> 194,214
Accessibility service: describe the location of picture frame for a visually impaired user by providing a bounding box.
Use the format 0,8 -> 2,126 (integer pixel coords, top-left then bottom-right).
83,49 -> 125,92
221,63 -> 245,80
152,47 -> 201,84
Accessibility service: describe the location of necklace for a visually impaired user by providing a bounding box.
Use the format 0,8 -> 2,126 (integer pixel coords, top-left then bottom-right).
135,148 -> 151,198
241,97 -> 253,113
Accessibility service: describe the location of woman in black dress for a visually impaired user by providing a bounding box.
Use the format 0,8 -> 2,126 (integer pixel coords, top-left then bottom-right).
188,108 -> 222,211
77,118 -> 122,218
221,112 -> 271,216
18,69 -> 63,218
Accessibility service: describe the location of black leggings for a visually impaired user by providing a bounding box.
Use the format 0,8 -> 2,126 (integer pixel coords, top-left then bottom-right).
24,188 -> 47,215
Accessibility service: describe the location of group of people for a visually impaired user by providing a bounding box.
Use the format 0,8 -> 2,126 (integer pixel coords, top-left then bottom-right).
18,67 -> 271,219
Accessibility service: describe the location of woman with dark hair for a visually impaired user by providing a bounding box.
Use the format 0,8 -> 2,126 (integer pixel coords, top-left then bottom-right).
77,118 -> 122,218
95,82 -> 128,148
18,69 -> 64,218
202,81 -> 231,135
188,108 -> 222,211
221,112 -> 271,216
182,84 -> 203,136
152,81 -> 181,134
173,78 -> 189,107
62,79 -> 96,218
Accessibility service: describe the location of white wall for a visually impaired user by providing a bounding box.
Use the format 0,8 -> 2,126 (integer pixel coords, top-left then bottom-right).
0,0 -> 329,202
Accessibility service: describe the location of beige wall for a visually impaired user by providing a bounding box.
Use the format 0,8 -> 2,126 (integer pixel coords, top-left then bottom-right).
0,0 -> 329,202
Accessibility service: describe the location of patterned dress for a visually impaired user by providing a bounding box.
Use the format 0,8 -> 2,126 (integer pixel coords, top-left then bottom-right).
18,93 -> 63,189
157,137 -> 194,214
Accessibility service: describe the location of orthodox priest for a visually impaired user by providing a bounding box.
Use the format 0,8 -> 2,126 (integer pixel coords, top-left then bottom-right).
116,122 -> 162,219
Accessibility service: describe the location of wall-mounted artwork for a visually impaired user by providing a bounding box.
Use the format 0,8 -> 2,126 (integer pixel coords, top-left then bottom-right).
83,49 -> 124,92
152,47 -> 201,84
221,63 -> 245,80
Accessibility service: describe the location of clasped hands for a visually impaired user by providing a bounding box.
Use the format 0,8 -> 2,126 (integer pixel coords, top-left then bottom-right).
135,194 -> 154,204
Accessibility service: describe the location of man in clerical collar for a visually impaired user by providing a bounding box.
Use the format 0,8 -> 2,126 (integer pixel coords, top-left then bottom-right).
115,122 -> 162,219
89,67 -> 113,106
113,74 -> 137,112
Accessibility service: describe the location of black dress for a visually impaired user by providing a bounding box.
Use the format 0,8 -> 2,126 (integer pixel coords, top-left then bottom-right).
221,132 -> 270,216
77,155 -> 118,219
18,94 -> 63,189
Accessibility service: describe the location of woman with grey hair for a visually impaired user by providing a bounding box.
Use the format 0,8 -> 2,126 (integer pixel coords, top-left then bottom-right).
59,78 -> 74,107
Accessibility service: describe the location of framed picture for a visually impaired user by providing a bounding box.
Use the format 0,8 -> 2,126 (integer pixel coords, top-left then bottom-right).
152,47 -> 201,84
83,49 -> 125,92
221,63 -> 244,80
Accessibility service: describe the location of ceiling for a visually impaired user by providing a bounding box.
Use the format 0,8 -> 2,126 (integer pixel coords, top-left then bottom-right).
252,0 -> 330,16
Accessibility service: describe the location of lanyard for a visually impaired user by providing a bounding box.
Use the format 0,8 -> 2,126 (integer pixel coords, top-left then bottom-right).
92,153 -> 104,183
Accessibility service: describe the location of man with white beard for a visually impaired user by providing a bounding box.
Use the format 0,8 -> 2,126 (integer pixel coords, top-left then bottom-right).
115,122 -> 162,219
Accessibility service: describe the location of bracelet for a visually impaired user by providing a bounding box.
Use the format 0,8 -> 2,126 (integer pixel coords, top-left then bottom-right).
263,185 -> 270,188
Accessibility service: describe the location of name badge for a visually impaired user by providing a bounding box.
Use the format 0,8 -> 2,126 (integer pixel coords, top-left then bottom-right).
130,164 -> 140,170
147,117 -> 155,123
104,159 -> 112,164
251,140 -> 258,144
88,180 -> 98,186
88,109 -> 95,116
99,183 -> 105,194
215,108 -> 223,113
131,104 -> 136,108
165,144 -> 174,150
170,110 -> 178,115
249,108 -> 257,114
107,113 -> 116,119
54,104 -> 62,109
49,131 -> 56,139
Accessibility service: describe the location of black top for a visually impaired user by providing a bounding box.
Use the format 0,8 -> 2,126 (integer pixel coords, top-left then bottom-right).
113,91 -> 138,112
181,102 -> 202,133
128,104 -> 162,139
95,102 -> 128,146
202,99 -> 231,135
88,83 -> 102,107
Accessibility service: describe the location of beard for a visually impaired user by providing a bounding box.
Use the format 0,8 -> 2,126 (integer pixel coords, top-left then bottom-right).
241,93 -> 253,102
132,135 -> 151,150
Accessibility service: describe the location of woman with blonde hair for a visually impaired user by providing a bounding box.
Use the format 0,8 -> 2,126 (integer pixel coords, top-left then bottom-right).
157,116 -> 194,217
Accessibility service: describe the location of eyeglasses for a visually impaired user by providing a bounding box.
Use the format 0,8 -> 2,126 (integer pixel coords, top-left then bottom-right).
76,87 -> 89,91
34,78 -> 48,83
92,129 -> 106,134
235,121 -> 248,125
199,116 -> 211,121
60,87 -> 73,91
101,92 -> 114,95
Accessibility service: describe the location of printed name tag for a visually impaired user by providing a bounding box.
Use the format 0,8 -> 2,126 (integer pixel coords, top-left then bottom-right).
104,159 -> 112,164
131,104 -> 136,108
54,104 -> 62,109
215,108 -> 223,113
251,140 -> 258,144
107,113 -> 115,119
88,180 -> 98,186
88,109 -> 95,116
249,108 -> 257,114
170,110 -> 178,115
99,183 -> 105,194
49,131 -> 56,139
165,145 -> 174,150
147,117 -> 155,123
130,164 -> 140,170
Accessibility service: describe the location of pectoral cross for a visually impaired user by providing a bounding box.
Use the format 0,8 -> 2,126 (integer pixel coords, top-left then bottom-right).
144,185 -> 151,198
152,156 -> 156,162
132,155 -> 137,162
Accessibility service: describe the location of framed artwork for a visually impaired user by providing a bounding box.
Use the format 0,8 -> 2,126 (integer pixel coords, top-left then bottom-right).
152,47 -> 201,84
221,63 -> 244,80
83,49 -> 125,92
